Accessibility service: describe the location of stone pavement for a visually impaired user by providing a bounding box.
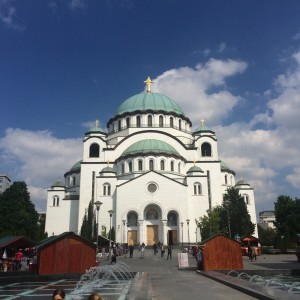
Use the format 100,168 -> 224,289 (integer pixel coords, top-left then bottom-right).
113,248 -> 299,300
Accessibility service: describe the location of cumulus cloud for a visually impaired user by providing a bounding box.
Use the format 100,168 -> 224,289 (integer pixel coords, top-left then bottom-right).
152,59 -> 248,126
0,128 -> 82,210
68,0 -> 87,10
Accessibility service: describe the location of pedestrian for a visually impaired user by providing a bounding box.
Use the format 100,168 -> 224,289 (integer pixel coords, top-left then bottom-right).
196,247 -> 203,270
87,292 -> 104,300
129,244 -> 134,258
166,244 -> 172,260
247,244 -> 253,261
52,289 -> 66,300
161,243 -> 165,258
111,248 -> 117,264
152,243 -> 157,255
15,249 -> 23,271
252,246 -> 257,261
140,245 -> 145,259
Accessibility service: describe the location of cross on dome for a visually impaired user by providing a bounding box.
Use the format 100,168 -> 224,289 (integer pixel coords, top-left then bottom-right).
144,76 -> 154,93
95,119 -> 99,127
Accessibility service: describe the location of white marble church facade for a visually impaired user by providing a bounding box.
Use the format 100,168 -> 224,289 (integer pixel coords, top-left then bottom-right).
45,78 -> 257,245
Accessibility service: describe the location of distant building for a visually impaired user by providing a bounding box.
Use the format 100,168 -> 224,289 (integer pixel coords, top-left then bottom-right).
0,174 -> 11,194
45,78 -> 258,244
258,210 -> 275,229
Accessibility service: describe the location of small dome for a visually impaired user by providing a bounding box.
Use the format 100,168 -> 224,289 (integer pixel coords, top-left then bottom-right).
100,166 -> 116,173
115,92 -> 185,117
120,139 -> 182,159
86,126 -> 105,134
70,160 -> 82,172
51,180 -> 65,187
235,179 -> 250,186
193,120 -> 215,135
187,165 -> 204,173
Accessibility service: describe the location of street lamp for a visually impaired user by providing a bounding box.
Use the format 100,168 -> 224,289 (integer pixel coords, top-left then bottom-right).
224,200 -> 232,238
94,201 -> 103,249
181,222 -> 184,249
108,210 -> 114,248
186,219 -> 190,246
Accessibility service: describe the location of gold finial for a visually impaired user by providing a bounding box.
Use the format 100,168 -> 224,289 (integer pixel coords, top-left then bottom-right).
107,160 -> 110,166
96,120 -> 99,128
201,119 -> 205,127
144,76 -> 154,93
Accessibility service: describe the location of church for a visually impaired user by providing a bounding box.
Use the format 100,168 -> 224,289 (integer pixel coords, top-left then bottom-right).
45,77 -> 257,245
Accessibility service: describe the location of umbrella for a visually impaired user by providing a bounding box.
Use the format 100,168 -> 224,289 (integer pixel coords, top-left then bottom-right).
2,248 -> 7,259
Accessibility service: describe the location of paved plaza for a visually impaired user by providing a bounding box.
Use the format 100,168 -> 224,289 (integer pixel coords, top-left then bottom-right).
0,248 -> 299,300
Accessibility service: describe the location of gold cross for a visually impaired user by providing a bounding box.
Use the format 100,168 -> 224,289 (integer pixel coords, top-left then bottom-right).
96,119 -> 99,127
144,76 -> 154,93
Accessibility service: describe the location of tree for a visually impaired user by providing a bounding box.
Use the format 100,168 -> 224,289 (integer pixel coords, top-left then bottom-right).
0,181 -> 39,240
274,195 -> 300,243
221,187 -> 255,238
80,201 -> 95,242
257,224 -> 276,246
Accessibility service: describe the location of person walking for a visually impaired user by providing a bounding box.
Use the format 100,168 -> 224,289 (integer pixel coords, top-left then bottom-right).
153,243 -> 157,255
252,246 -> 257,261
140,245 -> 145,259
15,249 -> 23,271
161,243 -> 165,258
166,244 -> 172,260
129,244 -> 134,258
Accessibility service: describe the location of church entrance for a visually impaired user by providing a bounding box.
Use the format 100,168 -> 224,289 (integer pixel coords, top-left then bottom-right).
146,225 -> 158,246
127,230 -> 137,246
167,230 -> 177,245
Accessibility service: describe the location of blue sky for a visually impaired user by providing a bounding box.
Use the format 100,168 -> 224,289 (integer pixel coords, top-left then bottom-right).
1,0 -> 300,215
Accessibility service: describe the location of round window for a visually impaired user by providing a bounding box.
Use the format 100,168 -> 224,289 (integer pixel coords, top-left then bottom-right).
148,183 -> 157,193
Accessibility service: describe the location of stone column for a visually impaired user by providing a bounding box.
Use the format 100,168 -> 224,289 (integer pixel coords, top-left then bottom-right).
161,219 -> 168,244
122,220 -> 127,244
138,220 -> 144,244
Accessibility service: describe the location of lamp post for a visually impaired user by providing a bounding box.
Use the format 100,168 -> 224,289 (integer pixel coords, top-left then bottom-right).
108,210 -> 114,248
206,209 -> 212,237
94,201 -> 103,249
181,222 -> 184,249
224,200 -> 231,238
186,219 -> 190,247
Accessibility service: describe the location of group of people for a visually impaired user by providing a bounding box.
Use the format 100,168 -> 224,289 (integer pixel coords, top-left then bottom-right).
52,289 -> 103,300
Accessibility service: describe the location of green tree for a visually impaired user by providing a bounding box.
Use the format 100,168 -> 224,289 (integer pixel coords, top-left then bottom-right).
0,181 -> 39,240
80,201 -> 95,242
274,195 -> 300,242
257,224 -> 276,246
221,187 -> 255,238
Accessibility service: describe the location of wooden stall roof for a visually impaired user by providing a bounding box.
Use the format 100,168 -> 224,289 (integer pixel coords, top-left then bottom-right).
0,236 -> 35,249
241,235 -> 259,242
36,231 -> 96,250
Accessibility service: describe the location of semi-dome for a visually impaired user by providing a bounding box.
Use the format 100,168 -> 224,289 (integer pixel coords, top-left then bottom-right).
120,139 -> 183,159
115,92 -> 186,117
187,165 -> 204,173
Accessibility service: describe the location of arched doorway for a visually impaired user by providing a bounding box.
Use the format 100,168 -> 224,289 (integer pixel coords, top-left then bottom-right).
144,205 -> 160,246
127,211 -> 138,246
167,211 -> 178,245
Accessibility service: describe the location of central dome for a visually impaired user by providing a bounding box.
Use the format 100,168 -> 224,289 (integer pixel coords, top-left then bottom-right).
114,92 -> 185,117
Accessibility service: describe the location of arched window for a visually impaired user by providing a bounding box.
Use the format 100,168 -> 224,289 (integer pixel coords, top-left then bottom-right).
225,174 -> 228,185
89,143 -> 100,157
136,116 -> 141,128
138,159 -> 143,171
160,160 -> 165,171
127,212 -> 138,226
170,117 -> 174,128
170,161 -> 174,172
178,162 -> 181,173
148,115 -> 153,127
52,196 -> 59,206
122,163 -> 125,174
167,212 -> 177,226
72,175 -> 76,186
244,194 -> 250,205
230,175 -> 233,185
118,120 -> 121,131
193,182 -> 202,195
146,207 -> 158,220
201,142 -> 212,156
179,119 -> 182,131
159,115 -> 164,127
129,161 -> 133,172
103,183 -> 111,196
149,159 -> 154,171
126,117 -> 130,128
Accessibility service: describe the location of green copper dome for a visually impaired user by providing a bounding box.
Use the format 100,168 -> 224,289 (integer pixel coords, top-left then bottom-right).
235,179 -> 250,186
187,165 -> 204,173
100,166 -> 116,173
70,160 -> 82,172
193,121 -> 215,135
121,139 -> 182,158
115,92 -> 185,117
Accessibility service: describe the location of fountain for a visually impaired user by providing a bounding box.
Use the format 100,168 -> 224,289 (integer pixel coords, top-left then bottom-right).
68,262 -> 135,299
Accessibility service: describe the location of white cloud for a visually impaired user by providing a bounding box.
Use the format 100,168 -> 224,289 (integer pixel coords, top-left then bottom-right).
0,128 -> 82,210
218,42 -> 227,53
0,0 -> 24,31
152,59 -> 247,126
286,167 -> 300,189
68,0 -> 87,10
